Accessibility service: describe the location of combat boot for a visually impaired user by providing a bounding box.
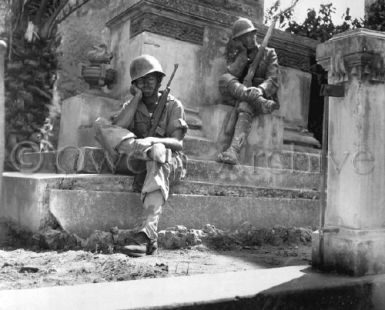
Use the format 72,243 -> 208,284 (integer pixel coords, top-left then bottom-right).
117,232 -> 158,257
217,111 -> 252,164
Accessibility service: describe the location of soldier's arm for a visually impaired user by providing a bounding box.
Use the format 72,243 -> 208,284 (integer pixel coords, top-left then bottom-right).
141,129 -> 184,151
257,48 -> 279,98
111,85 -> 142,128
136,99 -> 188,152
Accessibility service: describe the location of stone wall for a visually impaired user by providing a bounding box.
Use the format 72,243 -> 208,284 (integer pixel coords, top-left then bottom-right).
57,0 -> 114,99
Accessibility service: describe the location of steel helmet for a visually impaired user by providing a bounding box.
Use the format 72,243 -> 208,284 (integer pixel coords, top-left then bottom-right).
232,18 -> 257,39
129,54 -> 165,82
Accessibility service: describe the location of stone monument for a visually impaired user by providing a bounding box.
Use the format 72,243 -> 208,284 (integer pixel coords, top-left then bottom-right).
1,0 -> 322,238
58,0 -> 321,166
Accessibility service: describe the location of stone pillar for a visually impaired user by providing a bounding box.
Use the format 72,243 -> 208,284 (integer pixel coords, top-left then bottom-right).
0,40 -> 6,200
313,29 -> 385,276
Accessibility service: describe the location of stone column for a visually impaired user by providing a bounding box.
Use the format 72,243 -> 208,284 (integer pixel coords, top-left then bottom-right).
0,40 -> 6,200
313,29 -> 385,276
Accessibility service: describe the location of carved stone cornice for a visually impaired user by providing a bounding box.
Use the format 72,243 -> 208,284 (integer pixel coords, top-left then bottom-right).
106,0 -> 318,71
107,0 -> 240,28
131,13 -> 204,45
317,28 -> 385,83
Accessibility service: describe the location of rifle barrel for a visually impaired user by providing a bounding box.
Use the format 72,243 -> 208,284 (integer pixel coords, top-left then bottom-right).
166,64 -> 179,88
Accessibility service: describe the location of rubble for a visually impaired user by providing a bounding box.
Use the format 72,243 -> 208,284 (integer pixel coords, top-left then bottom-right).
0,218 -> 313,253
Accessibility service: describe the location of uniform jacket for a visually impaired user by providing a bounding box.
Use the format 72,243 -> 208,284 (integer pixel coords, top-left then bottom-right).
227,44 -> 279,99
112,93 -> 188,139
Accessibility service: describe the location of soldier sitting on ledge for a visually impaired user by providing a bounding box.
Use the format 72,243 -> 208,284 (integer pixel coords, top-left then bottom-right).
94,55 -> 188,257
217,17 -> 280,165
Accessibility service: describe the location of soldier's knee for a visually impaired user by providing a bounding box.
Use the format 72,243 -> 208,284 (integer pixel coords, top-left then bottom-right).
144,190 -> 164,209
94,117 -> 111,128
237,101 -> 254,115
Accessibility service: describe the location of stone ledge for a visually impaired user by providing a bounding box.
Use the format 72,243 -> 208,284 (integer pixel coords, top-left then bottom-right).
49,189 -> 319,237
24,148 -> 321,179
172,180 -> 319,200
1,173 -> 319,237
2,171 -> 319,199
18,155 -> 320,190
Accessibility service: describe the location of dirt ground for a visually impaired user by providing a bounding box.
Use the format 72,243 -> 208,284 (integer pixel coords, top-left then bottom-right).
0,244 -> 311,291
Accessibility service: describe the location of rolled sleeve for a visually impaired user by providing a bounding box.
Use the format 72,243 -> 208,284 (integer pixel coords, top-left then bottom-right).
166,99 -> 189,137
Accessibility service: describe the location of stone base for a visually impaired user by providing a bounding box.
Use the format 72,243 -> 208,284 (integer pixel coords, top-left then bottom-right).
200,104 -> 284,163
58,93 -> 122,149
2,171 -> 320,238
312,228 -> 385,276
283,127 -> 321,149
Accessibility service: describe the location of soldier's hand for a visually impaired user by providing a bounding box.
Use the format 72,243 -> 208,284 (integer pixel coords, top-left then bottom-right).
271,101 -> 280,111
134,138 -> 154,149
247,86 -> 263,99
130,84 -> 143,99
266,100 -> 280,113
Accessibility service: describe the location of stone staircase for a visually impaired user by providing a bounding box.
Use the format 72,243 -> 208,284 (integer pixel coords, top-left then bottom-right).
2,145 -> 321,238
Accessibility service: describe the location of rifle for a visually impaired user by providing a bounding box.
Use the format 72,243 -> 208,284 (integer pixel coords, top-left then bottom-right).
148,64 -> 179,137
224,0 -> 299,134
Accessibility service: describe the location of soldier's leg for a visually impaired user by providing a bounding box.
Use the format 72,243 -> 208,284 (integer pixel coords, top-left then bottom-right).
94,117 -> 136,169
94,117 -> 170,172
219,74 -> 279,113
217,102 -> 253,165
121,155 -> 185,257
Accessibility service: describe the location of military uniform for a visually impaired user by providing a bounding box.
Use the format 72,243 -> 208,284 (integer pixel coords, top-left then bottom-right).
219,44 -> 279,115
94,93 -> 188,242
217,18 -> 280,165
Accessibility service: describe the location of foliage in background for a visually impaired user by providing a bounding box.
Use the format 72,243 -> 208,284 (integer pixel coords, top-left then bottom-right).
265,2 -> 364,42
365,0 -> 385,31
3,0 -> 89,167
266,0 -> 385,42
265,1 -> 385,143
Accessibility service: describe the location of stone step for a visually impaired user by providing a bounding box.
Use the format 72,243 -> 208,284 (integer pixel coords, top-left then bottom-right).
2,173 -> 319,237
22,149 -> 320,191
184,136 -> 321,173
22,142 -> 321,175
172,181 -> 319,200
48,189 -> 319,238
185,159 -> 320,191
33,173 -> 318,200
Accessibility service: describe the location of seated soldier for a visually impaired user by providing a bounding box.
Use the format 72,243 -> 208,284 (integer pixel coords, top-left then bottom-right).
94,55 -> 188,257
217,17 -> 280,165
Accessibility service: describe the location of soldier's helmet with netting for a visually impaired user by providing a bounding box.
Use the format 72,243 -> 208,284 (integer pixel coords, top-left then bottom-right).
231,18 -> 257,39
129,55 -> 165,83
